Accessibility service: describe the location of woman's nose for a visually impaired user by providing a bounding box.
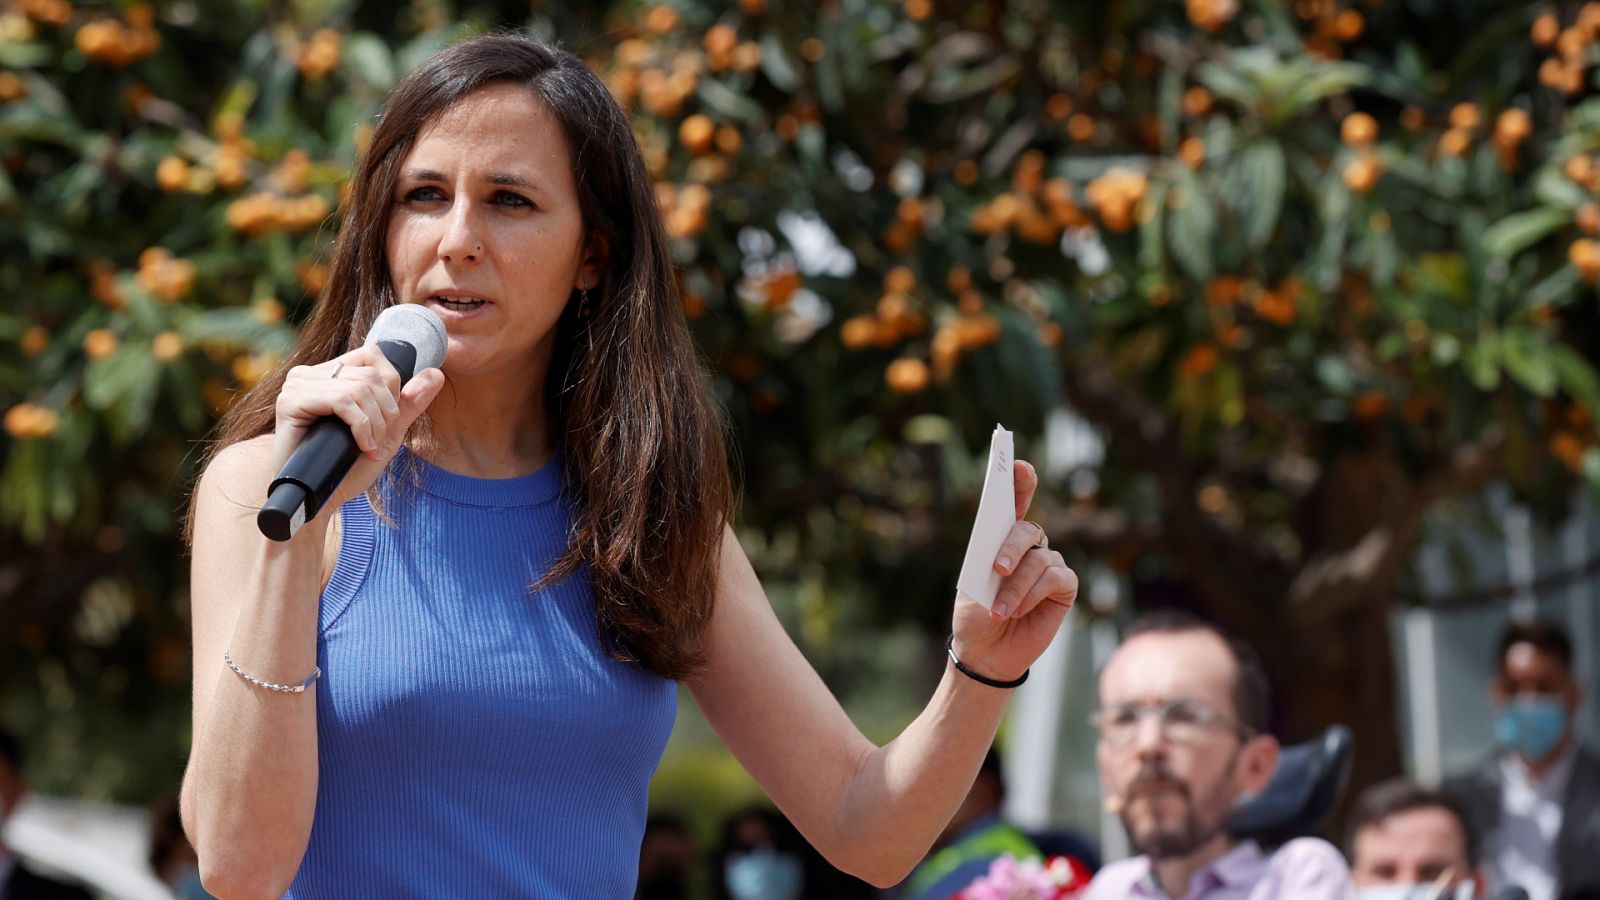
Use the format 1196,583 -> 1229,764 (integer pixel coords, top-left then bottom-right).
436,199 -> 482,264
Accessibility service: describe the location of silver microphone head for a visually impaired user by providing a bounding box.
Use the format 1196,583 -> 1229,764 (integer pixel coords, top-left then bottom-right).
365,303 -> 448,372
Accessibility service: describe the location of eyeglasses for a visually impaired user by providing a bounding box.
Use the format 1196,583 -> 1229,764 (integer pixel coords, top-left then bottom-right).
1089,698 -> 1252,747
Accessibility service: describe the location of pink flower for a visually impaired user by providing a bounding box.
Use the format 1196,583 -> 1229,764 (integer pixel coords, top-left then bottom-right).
956,854 -> 1091,899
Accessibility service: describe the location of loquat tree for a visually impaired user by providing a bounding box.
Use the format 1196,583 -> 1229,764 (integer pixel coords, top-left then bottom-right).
2,0 -> 1597,814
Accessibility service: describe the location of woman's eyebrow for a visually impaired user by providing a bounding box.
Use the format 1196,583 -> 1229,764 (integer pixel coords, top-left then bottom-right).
400,168 -> 542,193
487,172 -> 540,192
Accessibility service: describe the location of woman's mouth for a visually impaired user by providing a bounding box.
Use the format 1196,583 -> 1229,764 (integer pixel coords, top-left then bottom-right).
428,295 -> 488,312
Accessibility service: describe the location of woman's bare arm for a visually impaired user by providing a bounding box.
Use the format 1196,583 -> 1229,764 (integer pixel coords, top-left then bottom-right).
688,462 -> 1077,886
181,436 -> 328,900
182,349 -> 443,899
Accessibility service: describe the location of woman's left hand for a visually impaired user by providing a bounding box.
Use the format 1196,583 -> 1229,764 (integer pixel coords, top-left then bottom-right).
949,459 -> 1078,683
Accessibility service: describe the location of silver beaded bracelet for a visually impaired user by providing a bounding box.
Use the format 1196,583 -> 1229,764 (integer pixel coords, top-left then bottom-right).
224,648 -> 321,694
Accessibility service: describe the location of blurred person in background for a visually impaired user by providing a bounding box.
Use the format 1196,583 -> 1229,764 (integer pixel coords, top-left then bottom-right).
181,31 -> 1078,900
636,813 -> 697,900
710,806 -> 871,900
148,799 -> 214,900
897,746 -> 1038,899
1444,620 -> 1600,900
1082,611 -> 1354,900
0,728 -> 91,900
1345,777 -> 1482,899
897,745 -> 1097,899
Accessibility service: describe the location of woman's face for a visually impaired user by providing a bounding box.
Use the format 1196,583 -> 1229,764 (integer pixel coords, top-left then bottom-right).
386,82 -> 602,383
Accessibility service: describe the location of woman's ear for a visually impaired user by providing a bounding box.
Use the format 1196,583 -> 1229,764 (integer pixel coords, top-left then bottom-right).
577,229 -> 610,291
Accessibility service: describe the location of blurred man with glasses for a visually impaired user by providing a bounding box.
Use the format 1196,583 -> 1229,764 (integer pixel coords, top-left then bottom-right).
1081,610 -> 1354,900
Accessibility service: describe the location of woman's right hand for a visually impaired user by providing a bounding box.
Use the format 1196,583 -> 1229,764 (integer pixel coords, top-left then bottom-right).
271,344 -> 447,517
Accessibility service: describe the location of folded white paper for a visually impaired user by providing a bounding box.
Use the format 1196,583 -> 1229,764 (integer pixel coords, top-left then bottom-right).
956,424 -> 1015,609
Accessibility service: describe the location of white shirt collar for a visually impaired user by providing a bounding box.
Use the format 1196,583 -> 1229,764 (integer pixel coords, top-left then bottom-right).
1502,741 -> 1578,798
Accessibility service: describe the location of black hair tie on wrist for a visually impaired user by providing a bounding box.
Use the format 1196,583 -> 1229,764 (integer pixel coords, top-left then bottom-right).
946,633 -> 1029,689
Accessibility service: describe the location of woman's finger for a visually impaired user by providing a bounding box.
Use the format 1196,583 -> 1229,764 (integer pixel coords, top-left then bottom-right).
343,364 -> 402,423
331,386 -> 385,455
387,369 -> 446,452
992,517 -> 1049,576
991,546 -> 1049,619
1013,458 -> 1039,520
994,547 -> 1074,620
1016,552 -> 1078,620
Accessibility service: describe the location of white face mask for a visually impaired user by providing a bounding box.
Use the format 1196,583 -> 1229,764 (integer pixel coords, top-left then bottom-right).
1355,883 -> 1475,900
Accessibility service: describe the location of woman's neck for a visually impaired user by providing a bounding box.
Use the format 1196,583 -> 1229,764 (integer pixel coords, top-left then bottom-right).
414,368 -> 554,478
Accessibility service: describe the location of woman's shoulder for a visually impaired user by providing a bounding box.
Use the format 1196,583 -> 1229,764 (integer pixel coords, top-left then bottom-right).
192,435 -> 278,531
198,435 -> 275,493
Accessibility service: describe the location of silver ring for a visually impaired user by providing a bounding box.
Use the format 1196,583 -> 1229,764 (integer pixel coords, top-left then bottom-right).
330,362 -> 345,379
1027,521 -> 1048,551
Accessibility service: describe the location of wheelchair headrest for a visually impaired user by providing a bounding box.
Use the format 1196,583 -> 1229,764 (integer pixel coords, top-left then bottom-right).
1226,724 -> 1353,847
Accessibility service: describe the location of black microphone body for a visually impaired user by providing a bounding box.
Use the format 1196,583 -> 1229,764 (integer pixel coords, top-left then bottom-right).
257,341 -> 418,542
256,304 -> 447,542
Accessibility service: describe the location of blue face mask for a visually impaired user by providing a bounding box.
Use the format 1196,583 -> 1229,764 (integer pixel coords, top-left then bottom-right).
1495,695 -> 1569,759
1355,883 -> 1474,900
724,848 -> 803,900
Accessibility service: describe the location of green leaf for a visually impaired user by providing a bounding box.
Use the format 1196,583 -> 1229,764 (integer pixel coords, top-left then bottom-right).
1523,264 -> 1583,310
109,352 -> 162,442
1534,167 -> 1588,209
1237,139 -> 1285,250
1137,181 -> 1167,273
1481,207 -> 1569,260
1467,335 -> 1501,391
1500,329 -> 1558,397
922,56 -> 1020,103
0,167 -> 17,215
698,77 -> 766,126
396,27 -> 464,75
1583,447 -> 1600,492
1553,345 -> 1600,411
83,347 -> 147,411
1167,183 -> 1216,282
1194,61 -> 1261,107
179,308 -> 293,353
0,42 -> 51,68
342,33 -> 396,89
759,33 -> 802,92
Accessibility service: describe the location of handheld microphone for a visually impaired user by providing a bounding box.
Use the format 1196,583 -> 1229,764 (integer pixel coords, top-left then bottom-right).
256,304 -> 448,542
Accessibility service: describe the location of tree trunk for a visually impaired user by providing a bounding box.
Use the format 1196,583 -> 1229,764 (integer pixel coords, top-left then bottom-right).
1198,574 -> 1404,839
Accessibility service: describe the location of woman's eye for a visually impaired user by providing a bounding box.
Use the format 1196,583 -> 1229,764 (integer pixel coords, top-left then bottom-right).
493,191 -> 533,208
404,186 -> 445,203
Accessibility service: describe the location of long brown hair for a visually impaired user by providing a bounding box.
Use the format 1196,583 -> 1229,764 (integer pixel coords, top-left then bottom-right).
196,33 -> 731,680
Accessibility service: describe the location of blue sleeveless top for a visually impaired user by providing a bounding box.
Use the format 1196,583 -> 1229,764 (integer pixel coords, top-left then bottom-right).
285,450 -> 678,899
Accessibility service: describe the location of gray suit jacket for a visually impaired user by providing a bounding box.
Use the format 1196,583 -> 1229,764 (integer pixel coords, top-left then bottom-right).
1442,742 -> 1600,897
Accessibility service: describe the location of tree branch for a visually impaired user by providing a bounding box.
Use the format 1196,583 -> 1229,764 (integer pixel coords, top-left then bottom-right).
1286,428 -> 1506,625
1056,351 -> 1291,625
1038,505 -> 1161,557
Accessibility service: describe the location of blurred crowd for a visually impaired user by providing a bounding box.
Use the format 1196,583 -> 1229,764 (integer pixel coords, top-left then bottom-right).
0,614 -> 1594,900
637,616 -> 1597,900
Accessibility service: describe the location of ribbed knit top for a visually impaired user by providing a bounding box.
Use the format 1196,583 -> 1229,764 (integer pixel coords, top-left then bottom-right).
285,449 -> 677,899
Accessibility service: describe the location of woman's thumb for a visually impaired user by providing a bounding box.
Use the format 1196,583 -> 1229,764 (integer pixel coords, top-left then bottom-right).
397,368 -> 446,429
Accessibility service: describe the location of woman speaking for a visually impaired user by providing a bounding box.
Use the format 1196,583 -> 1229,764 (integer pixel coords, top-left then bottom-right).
181,32 -> 1077,899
